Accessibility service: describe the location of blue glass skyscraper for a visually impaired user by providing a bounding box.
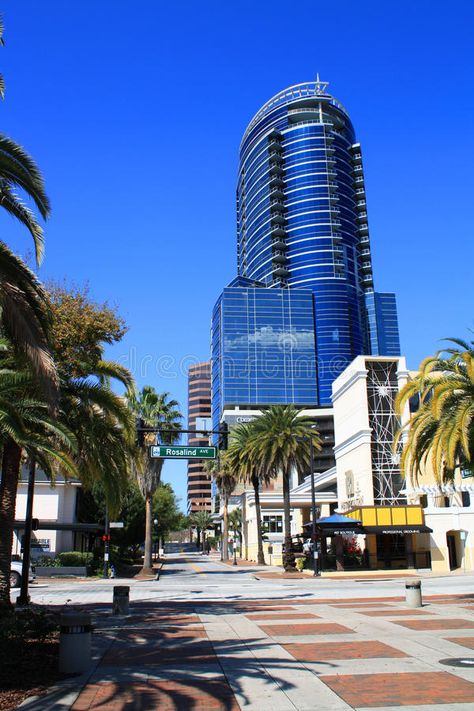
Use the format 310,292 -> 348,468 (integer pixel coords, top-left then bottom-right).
236,77 -> 399,402
212,77 -> 400,424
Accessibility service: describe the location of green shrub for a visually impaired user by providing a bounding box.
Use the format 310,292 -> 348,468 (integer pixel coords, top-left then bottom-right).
0,608 -> 57,644
33,555 -> 60,567
57,551 -> 93,568
295,556 -> 306,572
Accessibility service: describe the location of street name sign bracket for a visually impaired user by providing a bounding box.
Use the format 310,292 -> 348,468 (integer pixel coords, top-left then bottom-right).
149,445 -> 217,460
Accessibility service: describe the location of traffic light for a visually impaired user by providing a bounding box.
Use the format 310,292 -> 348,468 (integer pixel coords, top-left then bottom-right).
102,534 -> 111,542
31,518 -> 39,531
136,417 -> 145,447
218,422 -> 228,450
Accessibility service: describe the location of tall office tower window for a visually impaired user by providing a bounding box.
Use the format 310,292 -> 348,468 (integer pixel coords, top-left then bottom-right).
236,78 -> 400,403
187,361 -> 212,514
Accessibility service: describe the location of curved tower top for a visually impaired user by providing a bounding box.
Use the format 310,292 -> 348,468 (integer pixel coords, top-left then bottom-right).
241,75 -> 351,150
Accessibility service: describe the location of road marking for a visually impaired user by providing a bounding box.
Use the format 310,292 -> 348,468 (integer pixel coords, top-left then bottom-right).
189,562 -> 207,577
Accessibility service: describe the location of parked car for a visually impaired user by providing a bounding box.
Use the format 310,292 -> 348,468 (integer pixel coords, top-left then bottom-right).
10,561 -> 36,588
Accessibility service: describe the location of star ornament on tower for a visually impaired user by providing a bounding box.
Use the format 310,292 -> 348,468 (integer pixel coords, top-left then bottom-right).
314,73 -> 329,95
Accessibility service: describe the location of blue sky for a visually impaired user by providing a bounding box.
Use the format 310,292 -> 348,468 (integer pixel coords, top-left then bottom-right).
1,1 -> 473,509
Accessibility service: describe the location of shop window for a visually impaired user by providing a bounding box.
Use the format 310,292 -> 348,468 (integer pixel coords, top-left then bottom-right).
263,515 -> 283,533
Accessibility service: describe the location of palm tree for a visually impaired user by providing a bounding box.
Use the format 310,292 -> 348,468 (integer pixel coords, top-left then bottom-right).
250,406 -> 321,571
0,23 -> 55,395
0,134 -> 51,261
396,337 -> 474,484
0,345 -> 78,608
62,359 -> 135,514
0,347 -> 134,608
206,454 -> 235,560
190,510 -> 213,552
0,244 -> 57,399
0,20 -> 50,257
128,387 -> 182,572
227,423 -> 272,566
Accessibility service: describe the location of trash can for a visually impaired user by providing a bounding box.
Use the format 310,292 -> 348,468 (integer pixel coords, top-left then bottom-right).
59,612 -> 92,673
405,578 -> 422,608
113,585 -> 130,616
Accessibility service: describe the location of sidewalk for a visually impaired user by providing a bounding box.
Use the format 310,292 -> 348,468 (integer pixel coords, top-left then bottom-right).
19,590 -> 474,710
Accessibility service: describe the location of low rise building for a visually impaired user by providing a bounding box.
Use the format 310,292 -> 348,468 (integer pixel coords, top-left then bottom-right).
12,469 -> 99,558
332,355 -> 474,573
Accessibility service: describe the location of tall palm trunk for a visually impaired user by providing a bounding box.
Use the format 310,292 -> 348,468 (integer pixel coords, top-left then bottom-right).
0,438 -> 22,609
282,470 -> 295,571
142,492 -> 153,573
252,474 -> 265,565
222,494 -> 229,560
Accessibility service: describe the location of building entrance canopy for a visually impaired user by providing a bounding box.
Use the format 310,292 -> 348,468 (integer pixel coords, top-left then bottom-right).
303,513 -> 363,537
303,511 -> 432,536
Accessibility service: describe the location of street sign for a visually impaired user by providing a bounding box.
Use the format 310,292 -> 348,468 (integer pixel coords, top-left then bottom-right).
110,522 -> 124,529
149,445 -> 217,460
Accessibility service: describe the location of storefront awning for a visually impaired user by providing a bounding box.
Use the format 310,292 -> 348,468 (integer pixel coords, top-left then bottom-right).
362,525 -> 433,535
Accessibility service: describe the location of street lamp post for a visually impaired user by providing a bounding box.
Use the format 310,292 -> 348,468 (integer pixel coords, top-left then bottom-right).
308,437 -> 320,577
153,518 -> 158,561
298,432 -> 320,577
232,528 -> 237,566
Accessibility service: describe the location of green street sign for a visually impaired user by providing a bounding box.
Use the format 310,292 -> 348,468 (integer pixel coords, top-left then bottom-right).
149,445 -> 217,460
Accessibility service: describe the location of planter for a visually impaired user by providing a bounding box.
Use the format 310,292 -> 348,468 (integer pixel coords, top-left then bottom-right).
34,566 -> 87,577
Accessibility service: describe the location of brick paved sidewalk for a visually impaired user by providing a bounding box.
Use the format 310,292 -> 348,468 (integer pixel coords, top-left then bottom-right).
24,592 -> 474,710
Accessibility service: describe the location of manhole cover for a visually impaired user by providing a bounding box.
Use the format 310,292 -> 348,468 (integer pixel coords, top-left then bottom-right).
439,657 -> 474,668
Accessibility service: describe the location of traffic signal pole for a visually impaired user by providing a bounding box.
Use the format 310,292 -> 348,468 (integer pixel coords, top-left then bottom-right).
17,459 -> 36,606
103,503 -> 110,579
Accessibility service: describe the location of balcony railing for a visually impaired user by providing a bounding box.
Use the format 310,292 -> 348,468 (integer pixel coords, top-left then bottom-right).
269,175 -> 284,188
273,265 -> 290,277
271,226 -> 287,238
272,251 -> 288,263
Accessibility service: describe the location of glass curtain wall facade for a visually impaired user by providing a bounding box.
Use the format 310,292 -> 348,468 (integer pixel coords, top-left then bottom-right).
211,281 -> 318,428
236,79 -> 400,403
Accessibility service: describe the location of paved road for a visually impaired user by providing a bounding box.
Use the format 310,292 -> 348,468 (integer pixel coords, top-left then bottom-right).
13,552 -> 474,607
